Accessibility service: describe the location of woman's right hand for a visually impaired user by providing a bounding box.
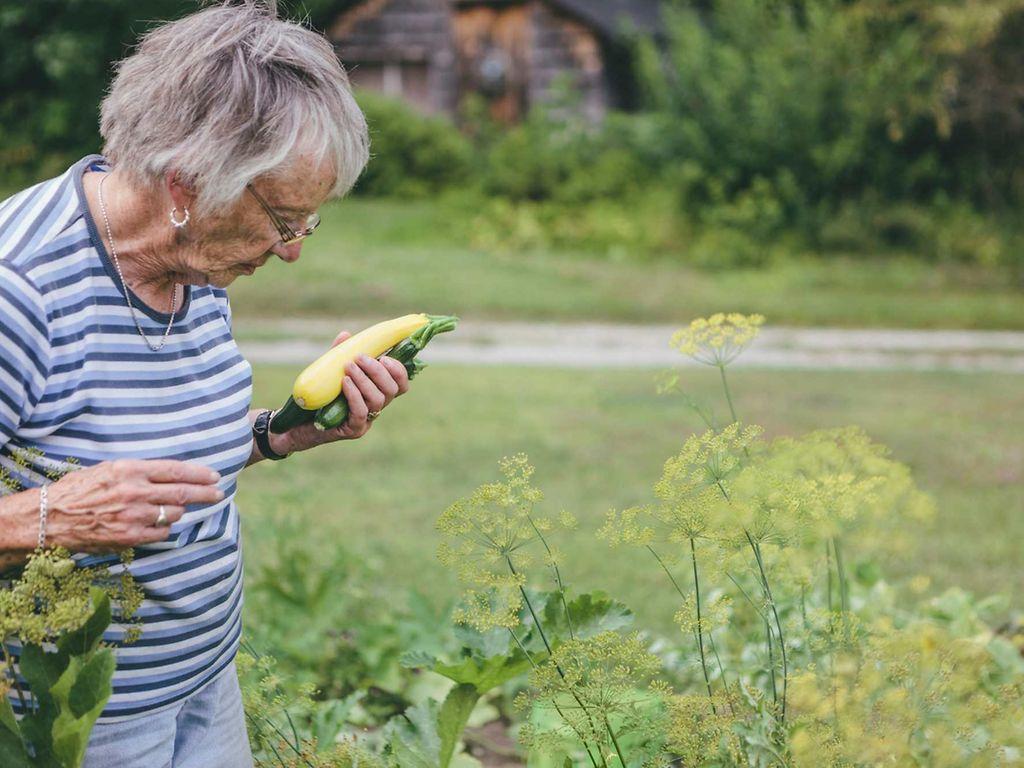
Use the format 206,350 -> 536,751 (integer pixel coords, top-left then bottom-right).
46,459 -> 224,552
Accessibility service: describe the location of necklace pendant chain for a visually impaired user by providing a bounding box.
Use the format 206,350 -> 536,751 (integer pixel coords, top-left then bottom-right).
97,174 -> 180,352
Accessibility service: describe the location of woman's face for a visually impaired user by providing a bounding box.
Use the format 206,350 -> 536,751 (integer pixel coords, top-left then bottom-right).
177,151 -> 336,288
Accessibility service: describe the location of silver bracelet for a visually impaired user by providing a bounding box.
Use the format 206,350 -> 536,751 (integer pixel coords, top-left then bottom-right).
37,485 -> 48,550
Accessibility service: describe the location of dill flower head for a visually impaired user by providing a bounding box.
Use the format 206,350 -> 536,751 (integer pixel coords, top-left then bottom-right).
0,548 -> 98,645
674,592 -> 732,637
437,454 -> 568,631
657,423 -> 763,502
789,618 -> 1024,766
670,313 -> 765,367
666,693 -> 743,765
761,426 -> 935,555
602,424 -> 763,554
517,631 -> 668,761
0,548 -> 143,648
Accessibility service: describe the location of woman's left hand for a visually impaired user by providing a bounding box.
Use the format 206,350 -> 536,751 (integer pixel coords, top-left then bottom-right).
270,330 -> 410,454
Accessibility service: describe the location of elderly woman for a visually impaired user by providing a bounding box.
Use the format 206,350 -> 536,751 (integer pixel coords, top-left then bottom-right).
0,2 -> 400,765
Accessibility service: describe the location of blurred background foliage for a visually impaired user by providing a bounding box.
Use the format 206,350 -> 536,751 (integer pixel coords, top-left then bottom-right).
1,0 -> 1022,274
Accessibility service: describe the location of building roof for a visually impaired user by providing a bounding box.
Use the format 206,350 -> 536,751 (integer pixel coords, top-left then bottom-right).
450,0 -> 663,39
544,0 -> 662,39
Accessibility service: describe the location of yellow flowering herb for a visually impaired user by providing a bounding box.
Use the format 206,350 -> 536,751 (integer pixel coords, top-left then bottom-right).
670,313 -> 765,367
436,454 -> 569,631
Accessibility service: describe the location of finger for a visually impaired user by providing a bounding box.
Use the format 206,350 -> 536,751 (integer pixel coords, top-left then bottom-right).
129,504 -> 186,526
148,480 -> 224,506
345,360 -> 387,413
356,355 -> 400,400
330,330 -> 352,348
379,356 -> 410,395
340,376 -> 368,430
140,460 -> 221,485
134,526 -> 176,545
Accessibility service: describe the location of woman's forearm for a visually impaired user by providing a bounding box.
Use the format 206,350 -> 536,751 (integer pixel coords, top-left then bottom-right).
0,486 -> 43,569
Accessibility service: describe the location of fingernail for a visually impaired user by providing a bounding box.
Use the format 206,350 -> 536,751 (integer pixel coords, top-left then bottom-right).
215,489 -> 225,500
210,471 -> 221,482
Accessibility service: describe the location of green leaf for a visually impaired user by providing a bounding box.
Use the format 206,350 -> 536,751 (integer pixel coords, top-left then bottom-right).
438,684 -> 479,768
400,650 -> 438,671
50,649 -> 115,768
406,623 -> 534,695
0,697 -> 19,737
431,653 -> 533,694
452,624 -> 513,659
17,644 -> 63,763
68,648 -> 115,719
19,643 -> 66,699
0,719 -> 30,768
542,591 -> 634,640
383,700 -> 441,768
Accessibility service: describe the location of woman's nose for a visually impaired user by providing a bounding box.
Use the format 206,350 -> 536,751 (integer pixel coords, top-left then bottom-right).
271,240 -> 303,263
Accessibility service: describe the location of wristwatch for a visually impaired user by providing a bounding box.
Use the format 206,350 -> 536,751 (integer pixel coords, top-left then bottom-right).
253,409 -> 290,461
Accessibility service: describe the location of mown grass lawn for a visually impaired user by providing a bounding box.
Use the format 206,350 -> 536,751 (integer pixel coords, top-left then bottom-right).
225,198 -> 1024,329
239,363 -> 1023,636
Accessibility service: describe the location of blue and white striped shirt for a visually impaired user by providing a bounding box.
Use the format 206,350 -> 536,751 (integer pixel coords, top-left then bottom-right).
0,155 -> 253,720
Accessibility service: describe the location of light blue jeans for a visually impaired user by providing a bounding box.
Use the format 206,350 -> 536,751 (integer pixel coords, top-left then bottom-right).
83,662 -> 253,768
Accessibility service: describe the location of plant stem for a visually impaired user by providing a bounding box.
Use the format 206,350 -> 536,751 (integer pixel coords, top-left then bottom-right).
646,545 -> 717,711
529,515 -> 575,640
833,536 -> 851,644
688,538 -> 716,710
508,628 -> 603,768
746,533 -> 788,723
824,542 -> 839,724
507,559 -> 611,768
707,633 -> 736,715
718,365 -> 738,424
604,714 -> 628,766
826,541 -> 834,614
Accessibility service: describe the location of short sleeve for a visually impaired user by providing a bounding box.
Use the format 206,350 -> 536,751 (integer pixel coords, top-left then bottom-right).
0,265 -> 52,450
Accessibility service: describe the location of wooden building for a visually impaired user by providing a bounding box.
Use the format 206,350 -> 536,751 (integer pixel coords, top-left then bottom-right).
328,0 -> 661,123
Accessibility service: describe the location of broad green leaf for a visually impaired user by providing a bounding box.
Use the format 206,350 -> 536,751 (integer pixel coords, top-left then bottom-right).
432,653 -> 533,694
17,644 -> 62,765
49,648 -> 115,768
0,697 -> 19,736
400,650 -> 437,670
0,718 -> 30,768
383,699 -> 441,768
18,643 -> 65,701
438,684 -> 479,768
67,650 -> 115,719
452,624 -> 512,659
406,623 -> 534,694
542,591 -> 633,641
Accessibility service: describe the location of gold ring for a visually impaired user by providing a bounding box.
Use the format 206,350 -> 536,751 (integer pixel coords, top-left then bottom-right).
155,505 -> 170,527
367,410 -> 382,421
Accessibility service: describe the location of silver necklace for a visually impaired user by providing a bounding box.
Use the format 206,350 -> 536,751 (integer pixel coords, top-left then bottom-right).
97,173 -> 180,352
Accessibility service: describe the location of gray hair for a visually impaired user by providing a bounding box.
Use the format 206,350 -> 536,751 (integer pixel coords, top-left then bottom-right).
100,0 -> 369,213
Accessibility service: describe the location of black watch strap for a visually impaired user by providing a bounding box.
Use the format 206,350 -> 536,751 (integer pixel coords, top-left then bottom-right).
253,409 -> 290,461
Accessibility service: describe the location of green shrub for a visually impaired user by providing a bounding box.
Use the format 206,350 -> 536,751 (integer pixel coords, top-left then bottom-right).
354,92 -> 473,198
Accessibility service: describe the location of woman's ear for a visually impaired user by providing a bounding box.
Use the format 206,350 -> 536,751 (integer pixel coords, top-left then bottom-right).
165,170 -> 197,213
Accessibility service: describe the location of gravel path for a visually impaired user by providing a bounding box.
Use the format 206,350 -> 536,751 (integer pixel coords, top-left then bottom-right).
236,319 -> 1024,373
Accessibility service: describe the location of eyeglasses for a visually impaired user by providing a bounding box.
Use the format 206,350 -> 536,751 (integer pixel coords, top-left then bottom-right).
246,183 -> 321,245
